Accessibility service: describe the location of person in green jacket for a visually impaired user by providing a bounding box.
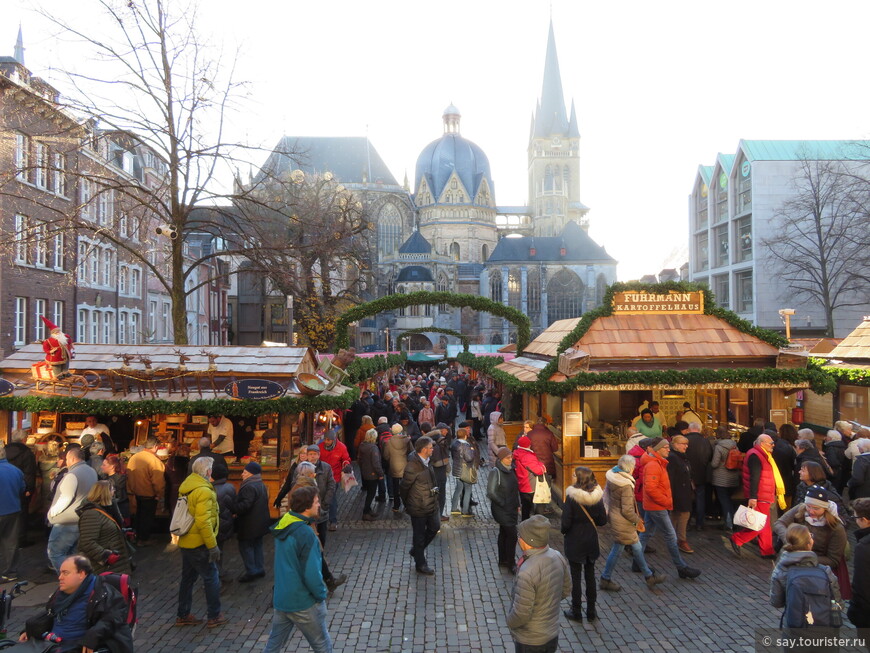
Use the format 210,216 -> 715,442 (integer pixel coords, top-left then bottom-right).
175,457 -> 227,629
263,485 -> 333,653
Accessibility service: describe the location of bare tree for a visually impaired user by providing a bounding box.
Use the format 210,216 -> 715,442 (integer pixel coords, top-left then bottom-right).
761,159 -> 870,336
238,170 -> 374,350
0,0 -> 304,344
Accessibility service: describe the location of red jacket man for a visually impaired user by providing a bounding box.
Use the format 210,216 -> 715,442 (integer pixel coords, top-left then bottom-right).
729,433 -> 777,557
318,431 -> 351,484
40,317 -> 74,377
639,447 -> 673,511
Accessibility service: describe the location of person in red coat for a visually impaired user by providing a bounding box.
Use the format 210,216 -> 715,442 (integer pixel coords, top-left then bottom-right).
40,317 -> 74,379
319,429 -> 351,531
727,433 -> 781,558
513,436 -> 547,520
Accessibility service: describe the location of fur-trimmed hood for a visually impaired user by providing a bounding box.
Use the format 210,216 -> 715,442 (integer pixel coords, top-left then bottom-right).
605,467 -> 635,488
565,484 -> 603,506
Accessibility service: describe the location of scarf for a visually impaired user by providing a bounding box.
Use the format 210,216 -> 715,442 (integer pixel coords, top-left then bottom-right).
762,448 -> 786,510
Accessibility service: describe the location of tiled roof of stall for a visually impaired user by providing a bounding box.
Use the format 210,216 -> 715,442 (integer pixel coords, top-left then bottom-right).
494,356 -> 550,382
740,140 -> 870,162
0,344 -> 318,376
523,317 -> 581,357
824,318 -> 870,360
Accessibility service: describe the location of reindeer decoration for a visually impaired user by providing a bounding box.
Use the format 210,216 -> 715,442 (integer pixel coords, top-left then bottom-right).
109,353 -> 139,395
149,348 -> 192,397
195,349 -> 220,397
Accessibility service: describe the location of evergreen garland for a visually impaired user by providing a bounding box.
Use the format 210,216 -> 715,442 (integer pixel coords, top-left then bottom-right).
334,291 -> 531,355
395,328 -> 470,352
345,354 -> 407,384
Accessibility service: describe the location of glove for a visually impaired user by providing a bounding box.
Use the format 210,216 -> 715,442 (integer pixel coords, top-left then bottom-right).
273,498 -> 282,509
207,546 -> 221,564
106,552 -> 121,566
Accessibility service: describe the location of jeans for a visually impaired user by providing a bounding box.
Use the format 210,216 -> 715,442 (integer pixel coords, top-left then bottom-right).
639,509 -> 688,569
178,545 -> 221,620
433,465 -> 448,515
361,479 -> 378,515
497,525 -> 517,565
0,513 -> 20,575
514,637 -> 558,653
569,560 -> 596,613
602,540 -> 651,579
410,511 -> 440,569
452,479 -> 472,514
262,601 -> 333,653
693,484 -> 706,527
135,496 -> 158,542
714,485 -> 736,529
47,523 -> 78,573
238,536 -> 264,576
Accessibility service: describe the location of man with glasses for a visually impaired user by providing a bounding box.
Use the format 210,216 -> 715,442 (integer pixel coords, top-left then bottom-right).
637,437 -> 701,580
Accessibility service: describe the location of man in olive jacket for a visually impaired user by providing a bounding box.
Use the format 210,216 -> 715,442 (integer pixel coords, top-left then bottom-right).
400,437 -> 439,575
507,515 -> 571,652
176,457 -> 226,628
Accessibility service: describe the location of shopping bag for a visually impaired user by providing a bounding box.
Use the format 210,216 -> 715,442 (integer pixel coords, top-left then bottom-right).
733,504 -> 767,531
341,470 -> 358,492
532,475 -> 551,504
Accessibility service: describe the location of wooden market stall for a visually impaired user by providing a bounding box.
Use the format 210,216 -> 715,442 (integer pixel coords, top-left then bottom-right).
0,344 -> 355,517
812,318 -> 870,428
490,286 -> 818,497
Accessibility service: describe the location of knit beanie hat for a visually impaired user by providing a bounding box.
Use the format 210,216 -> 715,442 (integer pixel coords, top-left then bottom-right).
517,435 -> 532,449
378,416 -> 388,424
244,461 -> 262,475
496,447 -> 512,461
391,424 -> 404,435
518,515 -> 550,548
804,485 -> 830,509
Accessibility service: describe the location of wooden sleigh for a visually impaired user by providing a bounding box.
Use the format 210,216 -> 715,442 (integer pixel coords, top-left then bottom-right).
31,361 -> 101,397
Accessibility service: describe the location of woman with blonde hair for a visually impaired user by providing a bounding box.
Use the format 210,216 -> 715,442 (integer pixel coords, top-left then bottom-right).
354,415 -> 375,451
76,480 -> 132,574
357,429 -> 384,521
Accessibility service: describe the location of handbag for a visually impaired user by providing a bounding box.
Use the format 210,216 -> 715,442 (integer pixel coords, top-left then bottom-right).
532,475 -> 551,504
734,504 -> 767,531
634,501 -> 646,532
341,470 -> 358,492
834,555 -> 852,600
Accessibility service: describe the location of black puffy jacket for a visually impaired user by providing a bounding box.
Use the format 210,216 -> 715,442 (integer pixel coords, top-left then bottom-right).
487,460 -> 519,526
234,474 -> 271,540
400,453 -> 438,518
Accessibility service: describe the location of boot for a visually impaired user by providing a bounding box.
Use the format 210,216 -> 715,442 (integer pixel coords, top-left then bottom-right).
586,603 -> 596,621
563,608 -> 583,622
599,578 -> 622,592
678,539 -> 694,554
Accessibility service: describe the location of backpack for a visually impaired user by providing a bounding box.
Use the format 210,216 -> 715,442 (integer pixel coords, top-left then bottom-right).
725,448 -> 745,470
169,493 -> 195,536
780,565 -> 835,628
99,572 -> 138,633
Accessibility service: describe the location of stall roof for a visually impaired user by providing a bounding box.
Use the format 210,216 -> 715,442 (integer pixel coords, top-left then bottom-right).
523,318 -> 581,357
0,344 -> 319,377
822,318 -> 870,361
494,356 -> 551,382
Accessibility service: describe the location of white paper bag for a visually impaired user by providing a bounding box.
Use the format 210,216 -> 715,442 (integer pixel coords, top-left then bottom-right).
734,504 -> 767,531
532,475 -> 551,504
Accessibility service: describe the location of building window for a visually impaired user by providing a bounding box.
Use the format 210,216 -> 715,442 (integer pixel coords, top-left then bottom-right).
52,301 -> 64,332
713,224 -> 729,268
489,270 -> 503,303
162,302 -> 170,340
14,215 -> 28,264
547,268 -> 584,324
527,268 -> 541,315
80,179 -> 94,221
119,312 -> 128,345
508,269 -> 522,310
119,213 -> 128,238
481,244 -> 489,262
103,311 -> 112,343
102,249 -> 113,287
119,266 -> 128,294
695,232 -> 708,272
735,270 -> 753,313
91,311 -> 100,344
98,189 -> 113,226
377,204 -> 402,256
14,298 -> 27,346
713,274 -> 730,309
735,216 -> 752,263
149,300 -> 157,338
77,309 -> 88,343
53,153 -> 66,196
15,133 -> 29,182
130,313 -> 139,345
34,299 -> 47,340
131,268 -> 140,297
35,223 -> 48,267
450,242 -> 460,261
35,143 -> 47,188
437,275 -> 449,312
52,233 -> 64,269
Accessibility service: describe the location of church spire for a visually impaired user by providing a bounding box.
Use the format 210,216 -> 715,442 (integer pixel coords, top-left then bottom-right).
14,24 -> 25,65
532,20 -> 569,139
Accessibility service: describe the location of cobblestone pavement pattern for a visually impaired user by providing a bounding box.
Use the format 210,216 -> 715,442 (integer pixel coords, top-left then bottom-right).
1,465 -> 864,652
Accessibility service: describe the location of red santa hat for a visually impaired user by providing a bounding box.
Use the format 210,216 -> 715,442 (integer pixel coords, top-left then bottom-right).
40,316 -> 60,332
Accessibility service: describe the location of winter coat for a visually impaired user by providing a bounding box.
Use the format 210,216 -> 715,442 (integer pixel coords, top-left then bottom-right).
824,440 -> 847,488
527,424 -> 559,477
125,449 -> 165,499
48,461 -> 98,525
428,429 -> 451,471
189,448 -> 227,481
177,472 -> 218,551
773,505 -> 847,569
710,438 -> 741,488
0,460 -> 24,517
513,446 -> 546,494
848,453 -> 870,499
793,480 -> 846,517
76,501 -> 131,574
639,451 -> 672,511
506,545 -> 571,646
560,485 -> 606,563
604,467 -> 641,545
5,441 -> 36,495
742,446 -> 776,503
319,440 -> 351,484
270,511 -> 327,613
772,438 -> 797,496
399,453 -> 438,518
106,472 -> 130,522
770,550 -> 840,616
685,432 -> 712,486
213,477 -> 236,543
312,461 -> 335,524
666,450 -> 693,512
383,433 -> 412,478
450,438 -> 476,479
848,526 -> 870,628
487,412 -> 507,459
487,459 -> 519,526
357,441 -> 384,480
235,474 -> 271,540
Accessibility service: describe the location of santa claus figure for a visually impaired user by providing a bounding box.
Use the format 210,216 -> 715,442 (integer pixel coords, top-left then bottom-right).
41,317 -> 74,379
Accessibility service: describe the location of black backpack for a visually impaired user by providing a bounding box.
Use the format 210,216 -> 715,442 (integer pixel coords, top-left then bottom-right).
780,564 -> 835,628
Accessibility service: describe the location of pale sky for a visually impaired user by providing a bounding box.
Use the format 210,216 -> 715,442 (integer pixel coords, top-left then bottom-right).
8,0 -> 870,280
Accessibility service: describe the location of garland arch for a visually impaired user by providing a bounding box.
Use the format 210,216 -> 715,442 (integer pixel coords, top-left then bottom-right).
396,327 -> 470,353
334,291 -> 531,354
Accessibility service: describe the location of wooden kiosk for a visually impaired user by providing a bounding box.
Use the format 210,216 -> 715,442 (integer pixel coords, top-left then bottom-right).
0,344 -> 356,517
488,285 -> 822,497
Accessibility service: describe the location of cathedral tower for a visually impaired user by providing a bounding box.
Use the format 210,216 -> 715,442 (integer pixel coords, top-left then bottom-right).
528,21 -> 588,237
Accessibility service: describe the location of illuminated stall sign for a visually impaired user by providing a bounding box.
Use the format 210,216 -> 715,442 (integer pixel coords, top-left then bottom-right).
612,291 -> 704,314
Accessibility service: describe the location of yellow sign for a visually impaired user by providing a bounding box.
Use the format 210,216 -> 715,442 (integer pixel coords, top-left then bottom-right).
612,291 -> 704,314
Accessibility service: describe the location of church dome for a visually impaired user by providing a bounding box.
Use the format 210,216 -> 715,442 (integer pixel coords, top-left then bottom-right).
414,105 -> 494,202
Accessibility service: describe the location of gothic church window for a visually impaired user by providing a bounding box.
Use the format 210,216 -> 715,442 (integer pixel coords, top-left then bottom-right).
438,275 -> 449,312
481,244 -> 489,262
547,268 -> 584,324
377,204 -> 402,255
450,242 -> 460,261
527,268 -> 541,315
508,269 -> 522,310
489,270 -> 503,303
